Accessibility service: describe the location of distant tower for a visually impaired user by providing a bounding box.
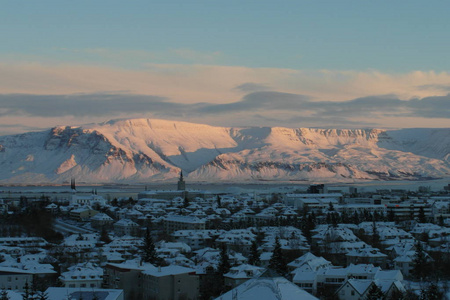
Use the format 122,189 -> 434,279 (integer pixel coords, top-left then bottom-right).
177,171 -> 186,191
70,178 -> 76,192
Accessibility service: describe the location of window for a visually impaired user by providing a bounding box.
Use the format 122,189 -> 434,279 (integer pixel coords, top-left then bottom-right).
351,291 -> 355,296
80,284 -> 86,287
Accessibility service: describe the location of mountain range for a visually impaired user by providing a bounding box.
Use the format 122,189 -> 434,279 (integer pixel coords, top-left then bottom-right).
0,118 -> 448,184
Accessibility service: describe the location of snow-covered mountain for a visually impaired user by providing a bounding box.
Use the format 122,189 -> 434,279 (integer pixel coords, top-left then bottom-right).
0,119 -> 448,184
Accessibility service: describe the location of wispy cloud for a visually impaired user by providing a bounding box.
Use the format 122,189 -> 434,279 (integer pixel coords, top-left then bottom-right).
0,91 -> 448,126
1,62 -> 450,134
233,82 -> 271,93
0,93 -> 172,117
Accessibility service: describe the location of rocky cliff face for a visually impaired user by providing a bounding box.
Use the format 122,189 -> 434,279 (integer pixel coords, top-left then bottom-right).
0,119 -> 448,183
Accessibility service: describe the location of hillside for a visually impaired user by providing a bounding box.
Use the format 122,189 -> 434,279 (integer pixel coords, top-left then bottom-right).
0,119 -> 448,184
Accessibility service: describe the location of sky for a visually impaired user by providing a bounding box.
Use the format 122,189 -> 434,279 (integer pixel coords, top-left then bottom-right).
1,0 -> 449,135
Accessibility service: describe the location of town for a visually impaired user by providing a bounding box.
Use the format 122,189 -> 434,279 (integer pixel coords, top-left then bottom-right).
0,175 -> 448,300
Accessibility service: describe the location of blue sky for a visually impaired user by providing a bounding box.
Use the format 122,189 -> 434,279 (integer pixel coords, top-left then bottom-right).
2,0 -> 450,70
0,1 -> 449,134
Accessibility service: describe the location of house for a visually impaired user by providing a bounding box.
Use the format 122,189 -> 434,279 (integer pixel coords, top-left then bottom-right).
59,262 -> 103,288
346,247 -> 388,268
386,202 -> 432,221
283,193 -> 342,210
103,259 -> 156,300
172,230 -> 220,250
288,252 -> 332,272
113,219 -> 140,237
0,237 -> 48,249
336,279 -> 405,300
336,279 -> 374,300
164,215 -> 206,233
91,213 -> 114,229
224,264 -> 265,287
70,193 -> 107,207
70,206 -> 99,221
294,263 -> 383,295
141,265 -> 199,300
215,275 -> 319,300
63,233 -> 99,251
0,266 -> 33,291
45,287 -> 123,300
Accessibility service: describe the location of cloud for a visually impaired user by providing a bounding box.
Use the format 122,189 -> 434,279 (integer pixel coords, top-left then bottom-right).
417,84 -> 450,92
233,82 -> 271,93
3,62 -> 450,104
1,62 -> 450,134
198,91 -> 310,113
252,114 -> 378,128
1,91 -> 448,126
408,95 -> 450,118
0,93 -> 174,117
305,94 -> 450,119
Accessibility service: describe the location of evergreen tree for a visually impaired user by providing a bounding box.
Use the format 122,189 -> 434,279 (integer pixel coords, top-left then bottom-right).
0,289 -> 9,300
420,282 -> 442,300
248,240 -> 260,266
302,214 -> 315,243
438,215 -> 445,226
326,213 -> 331,224
420,232 -> 429,245
218,244 -> 231,276
183,194 -> 189,208
331,213 -> 339,228
328,202 -> 335,212
418,207 -> 426,223
23,281 -> 30,300
373,211 -> 380,222
255,230 -> 266,245
386,288 -> 404,300
372,221 -> 381,250
216,195 -> 221,208
412,241 -> 429,280
365,283 -> 384,300
141,227 -> 159,265
268,236 -> 288,276
388,209 -> 396,222
99,227 -> 111,244
352,211 -> 360,224
36,291 -> 48,300
341,209 -> 349,223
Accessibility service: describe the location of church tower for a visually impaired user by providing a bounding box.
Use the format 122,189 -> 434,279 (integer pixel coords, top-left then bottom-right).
70,178 -> 76,192
177,171 -> 186,191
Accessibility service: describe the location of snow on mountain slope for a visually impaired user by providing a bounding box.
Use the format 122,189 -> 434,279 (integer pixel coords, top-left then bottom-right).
0,118 -> 448,184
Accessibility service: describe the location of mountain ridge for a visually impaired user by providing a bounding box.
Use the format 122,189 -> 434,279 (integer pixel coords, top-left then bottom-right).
0,118 -> 448,184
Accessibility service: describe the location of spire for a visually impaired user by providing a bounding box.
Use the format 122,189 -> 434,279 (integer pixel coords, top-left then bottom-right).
177,170 -> 186,191
70,178 -> 76,191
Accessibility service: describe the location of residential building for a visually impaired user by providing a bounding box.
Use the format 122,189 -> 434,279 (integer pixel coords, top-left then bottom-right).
142,265 -> 199,300
164,215 -> 206,233
113,219 -> 140,237
60,262 -> 103,288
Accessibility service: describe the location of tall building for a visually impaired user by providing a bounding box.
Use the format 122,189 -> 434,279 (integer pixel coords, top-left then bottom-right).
177,171 -> 186,191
